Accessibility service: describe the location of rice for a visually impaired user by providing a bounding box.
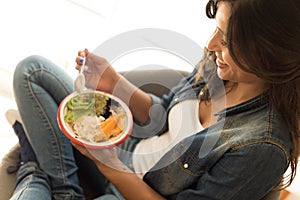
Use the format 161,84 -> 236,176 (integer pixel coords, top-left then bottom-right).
73,115 -> 106,142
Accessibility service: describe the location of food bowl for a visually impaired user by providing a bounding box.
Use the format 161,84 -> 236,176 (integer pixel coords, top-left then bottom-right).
57,90 -> 133,149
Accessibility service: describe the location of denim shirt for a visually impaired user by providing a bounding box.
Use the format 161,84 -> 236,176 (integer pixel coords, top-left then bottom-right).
139,69 -> 292,200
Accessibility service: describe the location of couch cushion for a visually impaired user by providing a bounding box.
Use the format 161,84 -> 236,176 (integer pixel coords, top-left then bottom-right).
120,69 -> 189,97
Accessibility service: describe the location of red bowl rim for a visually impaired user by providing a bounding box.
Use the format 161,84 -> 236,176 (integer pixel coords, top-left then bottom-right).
57,90 -> 133,149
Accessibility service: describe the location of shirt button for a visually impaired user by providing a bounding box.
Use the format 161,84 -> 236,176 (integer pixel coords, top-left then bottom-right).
183,163 -> 189,169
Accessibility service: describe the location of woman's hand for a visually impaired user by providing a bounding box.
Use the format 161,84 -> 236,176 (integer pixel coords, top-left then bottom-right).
75,49 -> 122,93
72,142 -> 132,173
75,49 -> 153,124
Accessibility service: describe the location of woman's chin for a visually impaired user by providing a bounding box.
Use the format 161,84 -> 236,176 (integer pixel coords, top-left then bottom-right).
217,69 -> 231,81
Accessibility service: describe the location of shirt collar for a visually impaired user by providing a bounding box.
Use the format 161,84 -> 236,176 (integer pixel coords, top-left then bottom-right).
215,92 -> 269,118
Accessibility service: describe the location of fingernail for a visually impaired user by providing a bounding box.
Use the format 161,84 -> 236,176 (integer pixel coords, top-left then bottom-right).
79,58 -> 84,63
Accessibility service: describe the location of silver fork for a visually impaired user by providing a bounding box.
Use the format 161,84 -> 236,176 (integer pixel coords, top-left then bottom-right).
74,57 -> 86,93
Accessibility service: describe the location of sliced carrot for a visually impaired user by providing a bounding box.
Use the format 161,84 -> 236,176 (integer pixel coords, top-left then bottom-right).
112,125 -> 122,137
100,115 -> 115,129
100,116 -> 117,137
99,113 -> 124,139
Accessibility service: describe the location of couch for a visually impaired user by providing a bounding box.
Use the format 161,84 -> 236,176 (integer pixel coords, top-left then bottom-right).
0,69 -> 281,200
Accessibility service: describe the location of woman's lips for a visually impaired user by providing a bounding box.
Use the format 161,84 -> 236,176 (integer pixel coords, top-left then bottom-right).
216,59 -> 228,69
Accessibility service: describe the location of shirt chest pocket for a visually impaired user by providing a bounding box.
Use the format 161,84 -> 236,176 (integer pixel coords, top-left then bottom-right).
144,148 -> 208,196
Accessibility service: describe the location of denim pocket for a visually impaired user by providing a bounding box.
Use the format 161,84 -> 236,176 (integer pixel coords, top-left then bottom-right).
144,142 -> 207,196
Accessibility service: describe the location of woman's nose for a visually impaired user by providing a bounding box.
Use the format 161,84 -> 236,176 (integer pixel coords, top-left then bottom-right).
206,31 -> 220,52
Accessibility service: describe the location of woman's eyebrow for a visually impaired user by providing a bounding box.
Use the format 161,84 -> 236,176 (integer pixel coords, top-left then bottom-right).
217,27 -> 226,36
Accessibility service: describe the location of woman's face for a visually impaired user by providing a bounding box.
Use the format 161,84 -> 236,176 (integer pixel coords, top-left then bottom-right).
206,2 -> 262,84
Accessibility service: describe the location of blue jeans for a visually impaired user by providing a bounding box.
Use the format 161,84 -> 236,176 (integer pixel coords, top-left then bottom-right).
11,162 -> 51,200
11,55 -> 85,199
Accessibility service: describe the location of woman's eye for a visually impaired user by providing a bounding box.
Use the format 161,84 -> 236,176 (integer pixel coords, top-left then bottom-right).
220,39 -> 228,47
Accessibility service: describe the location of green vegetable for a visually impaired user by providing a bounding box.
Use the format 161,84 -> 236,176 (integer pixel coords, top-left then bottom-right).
64,93 -> 109,123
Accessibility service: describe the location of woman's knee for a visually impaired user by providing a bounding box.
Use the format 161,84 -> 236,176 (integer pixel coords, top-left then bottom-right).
14,55 -> 47,74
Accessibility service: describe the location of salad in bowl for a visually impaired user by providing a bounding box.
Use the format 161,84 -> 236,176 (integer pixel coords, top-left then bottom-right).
57,90 -> 133,149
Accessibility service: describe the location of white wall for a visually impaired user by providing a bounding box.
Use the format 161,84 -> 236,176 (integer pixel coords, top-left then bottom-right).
0,0 -> 215,74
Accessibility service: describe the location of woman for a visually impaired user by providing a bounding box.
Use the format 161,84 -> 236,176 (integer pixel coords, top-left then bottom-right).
8,0 -> 300,199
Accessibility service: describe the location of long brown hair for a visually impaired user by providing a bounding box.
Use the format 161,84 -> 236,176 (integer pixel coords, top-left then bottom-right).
203,0 -> 300,188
